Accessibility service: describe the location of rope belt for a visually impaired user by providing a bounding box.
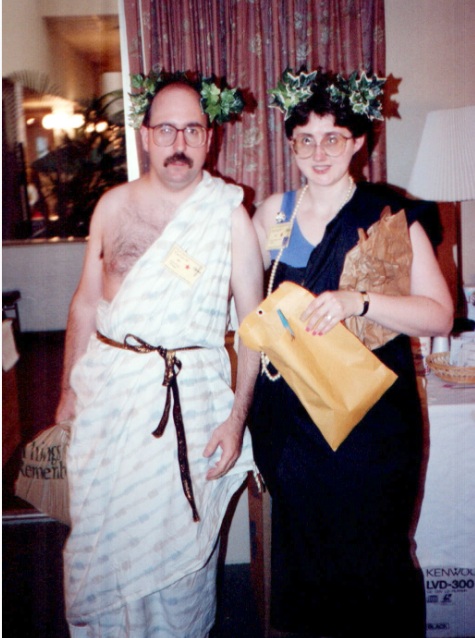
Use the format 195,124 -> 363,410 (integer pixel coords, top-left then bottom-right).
96,331 -> 202,522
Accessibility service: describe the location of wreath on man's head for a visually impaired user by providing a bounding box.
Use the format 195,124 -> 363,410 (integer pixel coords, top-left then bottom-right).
128,66 -> 245,129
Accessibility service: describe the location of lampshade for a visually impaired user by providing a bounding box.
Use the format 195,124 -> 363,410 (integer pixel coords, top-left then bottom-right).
408,105 -> 475,202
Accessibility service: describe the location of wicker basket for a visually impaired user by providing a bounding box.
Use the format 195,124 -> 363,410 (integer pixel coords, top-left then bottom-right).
426,352 -> 475,385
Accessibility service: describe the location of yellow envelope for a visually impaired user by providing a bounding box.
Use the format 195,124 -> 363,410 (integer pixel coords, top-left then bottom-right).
239,281 -> 397,450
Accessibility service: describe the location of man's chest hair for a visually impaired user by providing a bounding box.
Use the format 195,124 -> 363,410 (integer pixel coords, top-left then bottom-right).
102,201 -> 177,277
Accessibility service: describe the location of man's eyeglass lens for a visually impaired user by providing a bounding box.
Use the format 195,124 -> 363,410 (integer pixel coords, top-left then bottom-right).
151,124 -> 207,147
292,133 -> 352,158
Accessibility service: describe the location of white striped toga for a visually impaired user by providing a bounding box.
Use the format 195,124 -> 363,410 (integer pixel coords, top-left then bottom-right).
64,172 -> 255,634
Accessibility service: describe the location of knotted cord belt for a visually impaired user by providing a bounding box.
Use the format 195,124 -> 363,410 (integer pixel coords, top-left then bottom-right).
96,331 -> 202,522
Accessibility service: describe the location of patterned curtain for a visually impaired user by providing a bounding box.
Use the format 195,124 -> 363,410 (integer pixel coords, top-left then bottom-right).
123,0 -> 385,210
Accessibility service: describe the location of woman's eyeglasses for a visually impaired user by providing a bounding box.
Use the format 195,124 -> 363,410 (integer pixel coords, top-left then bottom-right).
291,132 -> 353,158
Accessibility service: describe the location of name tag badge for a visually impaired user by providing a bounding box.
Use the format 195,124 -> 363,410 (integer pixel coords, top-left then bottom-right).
266,222 -> 293,251
163,244 -> 205,285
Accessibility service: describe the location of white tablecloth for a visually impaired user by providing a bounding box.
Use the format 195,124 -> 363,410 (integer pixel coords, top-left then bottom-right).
414,374 -> 475,637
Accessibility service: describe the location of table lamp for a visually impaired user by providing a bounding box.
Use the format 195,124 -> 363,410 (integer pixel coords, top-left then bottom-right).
408,105 -> 475,318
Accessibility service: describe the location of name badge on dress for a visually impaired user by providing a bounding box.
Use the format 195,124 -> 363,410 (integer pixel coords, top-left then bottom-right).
266,222 -> 293,251
163,244 -> 205,285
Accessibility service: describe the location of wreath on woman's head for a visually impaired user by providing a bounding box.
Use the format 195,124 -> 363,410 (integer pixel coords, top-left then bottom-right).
269,68 -> 386,121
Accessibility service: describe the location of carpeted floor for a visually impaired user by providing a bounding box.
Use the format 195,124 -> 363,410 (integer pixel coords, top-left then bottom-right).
3,511 -> 263,638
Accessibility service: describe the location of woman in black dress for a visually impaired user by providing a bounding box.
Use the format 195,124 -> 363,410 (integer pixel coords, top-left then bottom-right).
249,70 -> 453,638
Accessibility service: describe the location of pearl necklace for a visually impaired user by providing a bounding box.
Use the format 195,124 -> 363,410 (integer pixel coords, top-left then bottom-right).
261,176 -> 355,382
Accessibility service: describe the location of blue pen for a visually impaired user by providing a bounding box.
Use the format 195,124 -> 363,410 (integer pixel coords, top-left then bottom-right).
277,309 -> 295,339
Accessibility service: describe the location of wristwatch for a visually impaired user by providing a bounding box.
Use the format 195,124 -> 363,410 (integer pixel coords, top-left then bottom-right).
359,291 -> 370,316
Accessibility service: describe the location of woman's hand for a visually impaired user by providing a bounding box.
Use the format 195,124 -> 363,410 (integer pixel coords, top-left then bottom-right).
300,290 -> 363,335
303,223 -> 453,339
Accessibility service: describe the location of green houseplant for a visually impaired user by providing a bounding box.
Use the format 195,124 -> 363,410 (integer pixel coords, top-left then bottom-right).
32,90 -> 127,237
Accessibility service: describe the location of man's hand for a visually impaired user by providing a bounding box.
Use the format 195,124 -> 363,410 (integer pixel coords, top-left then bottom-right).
55,388 -> 77,424
203,419 -> 244,480
201,203 -> 262,481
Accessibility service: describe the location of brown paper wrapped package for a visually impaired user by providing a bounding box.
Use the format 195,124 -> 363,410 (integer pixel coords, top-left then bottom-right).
339,207 -> 412,350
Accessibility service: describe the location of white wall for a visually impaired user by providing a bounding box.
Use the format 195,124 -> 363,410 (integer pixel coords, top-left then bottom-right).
2,241 -> 86,332
2,0 -> 118,101
39,0 -> 117,17
385,0 -> 475,286
2,0 -> 51,78
385,0 -> 475,189
40,0 -> 119,101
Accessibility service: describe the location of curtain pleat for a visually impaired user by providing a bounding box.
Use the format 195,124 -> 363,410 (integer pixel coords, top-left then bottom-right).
122,0 -> 386,208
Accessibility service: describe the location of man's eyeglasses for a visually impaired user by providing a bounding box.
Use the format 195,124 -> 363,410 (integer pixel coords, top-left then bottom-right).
291,132 -> 353,158
148,123 -> 208,148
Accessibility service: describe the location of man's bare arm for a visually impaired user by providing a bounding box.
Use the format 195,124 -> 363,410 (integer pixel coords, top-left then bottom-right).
204,204 -> 264,479
55,204 -> 105,423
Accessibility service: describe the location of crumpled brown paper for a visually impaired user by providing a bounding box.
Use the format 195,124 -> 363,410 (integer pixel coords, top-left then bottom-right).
339,207 -> 412,351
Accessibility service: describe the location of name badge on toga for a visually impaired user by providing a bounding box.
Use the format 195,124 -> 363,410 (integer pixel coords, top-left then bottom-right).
266,222 -> 293,251
163,244 -> 205,285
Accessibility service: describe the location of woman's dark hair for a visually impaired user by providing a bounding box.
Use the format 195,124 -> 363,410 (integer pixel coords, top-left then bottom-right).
284,75 -> 372,139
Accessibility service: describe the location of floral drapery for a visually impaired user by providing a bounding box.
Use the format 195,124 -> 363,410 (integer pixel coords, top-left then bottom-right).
122,0 -> 385,209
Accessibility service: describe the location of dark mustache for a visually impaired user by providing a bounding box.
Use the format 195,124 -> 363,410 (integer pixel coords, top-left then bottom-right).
164,152 -> 193,168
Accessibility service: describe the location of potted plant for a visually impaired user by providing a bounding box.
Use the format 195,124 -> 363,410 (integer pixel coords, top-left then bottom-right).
31,90 -> 127,238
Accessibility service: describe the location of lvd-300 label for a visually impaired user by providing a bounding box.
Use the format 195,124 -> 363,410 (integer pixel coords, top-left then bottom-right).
425,567 -> 475,592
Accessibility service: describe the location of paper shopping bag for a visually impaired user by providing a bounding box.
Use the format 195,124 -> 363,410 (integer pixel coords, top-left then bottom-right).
239,282 -> 397,450
339,207 -> 412,350
15,421 -> 71,526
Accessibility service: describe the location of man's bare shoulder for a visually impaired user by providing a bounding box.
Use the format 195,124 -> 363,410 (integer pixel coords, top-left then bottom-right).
231,201 -> 251,220
91,178 -> 146,225
98,178 -> 143,207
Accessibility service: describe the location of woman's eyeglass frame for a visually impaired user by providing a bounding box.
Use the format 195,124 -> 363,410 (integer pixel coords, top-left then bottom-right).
291,132 -> 353,158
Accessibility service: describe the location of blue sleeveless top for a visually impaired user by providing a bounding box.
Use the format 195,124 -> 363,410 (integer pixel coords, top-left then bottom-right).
269,191 -> 314,268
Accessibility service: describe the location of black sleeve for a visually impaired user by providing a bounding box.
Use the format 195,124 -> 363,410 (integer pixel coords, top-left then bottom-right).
360,182 -> 443,248
404,198 -> 443,248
